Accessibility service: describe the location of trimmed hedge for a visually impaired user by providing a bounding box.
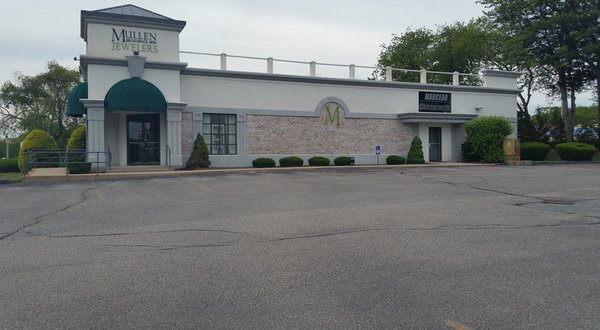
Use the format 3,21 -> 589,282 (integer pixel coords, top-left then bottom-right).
308,156 -> 330,166
520,142 -> 551,161
406,136 -> 425,164
279,156 -> 304,167
334,156 -> 354,166
18,129 -> 58,172
386,155 -> 406,165
0,159 -> 19,173
252,157 -> 276,168
66,126 -> 91,174
555,142 -> 596,161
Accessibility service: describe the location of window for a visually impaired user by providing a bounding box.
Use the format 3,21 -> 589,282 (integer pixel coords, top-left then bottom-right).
203,114 -> 237,155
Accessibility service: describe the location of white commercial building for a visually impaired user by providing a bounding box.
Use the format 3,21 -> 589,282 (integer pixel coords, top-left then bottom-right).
68,5 -> 521,168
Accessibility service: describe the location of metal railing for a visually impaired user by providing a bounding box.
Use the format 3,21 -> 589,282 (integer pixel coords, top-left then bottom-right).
180,50 -> 482,86
24,149 -> 112,175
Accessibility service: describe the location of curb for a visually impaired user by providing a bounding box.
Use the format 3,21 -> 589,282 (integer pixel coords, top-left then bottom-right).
20,162 -> 498,184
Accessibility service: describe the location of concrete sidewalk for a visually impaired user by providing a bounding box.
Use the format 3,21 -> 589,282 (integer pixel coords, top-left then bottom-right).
22,162 -> 498,183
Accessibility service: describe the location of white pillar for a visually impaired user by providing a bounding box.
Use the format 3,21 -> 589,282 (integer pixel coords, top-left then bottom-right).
167,103 -> 186,167
310,61 -> 316,77
82,100 -> 106,168
267,57 -> 274,74
220,53 -> 227,71
349,64 -> 356,79
386,67 -> 393,81
453,71 -> 460,86
420,69 -> 427,83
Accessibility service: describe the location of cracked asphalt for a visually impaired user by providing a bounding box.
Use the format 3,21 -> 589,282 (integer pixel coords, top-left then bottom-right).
1,164 -> 599,329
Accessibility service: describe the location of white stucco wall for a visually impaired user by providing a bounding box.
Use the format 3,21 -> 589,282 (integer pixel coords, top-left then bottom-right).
180,74 -> 518,119
87,64 -> 180,102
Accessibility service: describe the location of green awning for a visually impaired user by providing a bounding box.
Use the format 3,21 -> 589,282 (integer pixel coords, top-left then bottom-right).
66,82 -> 88,117
104,78 -> 166,113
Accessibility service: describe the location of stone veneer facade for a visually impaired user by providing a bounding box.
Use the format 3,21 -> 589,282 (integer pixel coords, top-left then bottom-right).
246,114 -> 413,156
181,112 -> 194,159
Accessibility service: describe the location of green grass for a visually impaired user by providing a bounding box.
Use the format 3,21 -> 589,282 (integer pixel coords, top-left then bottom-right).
544,149 -> 562,161
0,172 -> 22,183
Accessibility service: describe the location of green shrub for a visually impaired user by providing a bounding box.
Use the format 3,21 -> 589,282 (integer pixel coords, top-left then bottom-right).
308,156 -> 330,166
0,159 -> 19,173
555,142 -> 596,161
545,149 -> 561,161
279,156 -> 304,167
520,142 -> 551,161
252,157 -> 276,168
18,129 -> 58,172
334,156 -> 354,166
464,116 -> 513,163
66,126 -> 91,174
461,140 -> 482,162
406,136 -> 425,164
386,155 -> 406,165
186,134 -> 211,169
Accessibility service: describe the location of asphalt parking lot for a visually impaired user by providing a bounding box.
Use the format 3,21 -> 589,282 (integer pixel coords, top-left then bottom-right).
1,164 -> 599,329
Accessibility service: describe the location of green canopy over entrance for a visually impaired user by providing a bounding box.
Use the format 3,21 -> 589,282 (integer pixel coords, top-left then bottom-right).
104,78 -> 166,113
66,82 -> 88,117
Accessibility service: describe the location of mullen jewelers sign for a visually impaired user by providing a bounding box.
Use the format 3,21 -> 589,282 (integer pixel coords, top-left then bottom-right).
111,28 -> 158,53
418,91 -> 451,113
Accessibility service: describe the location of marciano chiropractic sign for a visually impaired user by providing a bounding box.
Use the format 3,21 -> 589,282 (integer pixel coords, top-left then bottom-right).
111,28 -> 158,53
418,91 -> 451,113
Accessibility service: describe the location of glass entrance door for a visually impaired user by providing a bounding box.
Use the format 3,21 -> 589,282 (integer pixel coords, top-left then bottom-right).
429,127 -> 442,162
127,114 -> 160,165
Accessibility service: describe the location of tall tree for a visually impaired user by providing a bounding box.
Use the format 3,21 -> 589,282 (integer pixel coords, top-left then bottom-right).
479,0 -> 593,141
377,27 -> 435,83
0,61 -> 82,146
377,20 -> 495,85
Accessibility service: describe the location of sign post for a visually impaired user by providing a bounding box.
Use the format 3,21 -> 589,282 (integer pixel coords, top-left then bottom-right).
375,144 -> 381,165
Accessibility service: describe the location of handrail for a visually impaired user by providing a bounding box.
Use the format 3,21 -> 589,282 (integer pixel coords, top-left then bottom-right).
179,50 -> 482,86
24,148 -> 111,176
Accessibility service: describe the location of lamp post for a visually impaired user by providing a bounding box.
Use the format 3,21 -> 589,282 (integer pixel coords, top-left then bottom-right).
4,137 -> 9,159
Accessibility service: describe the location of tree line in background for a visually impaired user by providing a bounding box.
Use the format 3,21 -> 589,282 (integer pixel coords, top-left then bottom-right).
0,61 -> 83,150
377,0 -> 600,144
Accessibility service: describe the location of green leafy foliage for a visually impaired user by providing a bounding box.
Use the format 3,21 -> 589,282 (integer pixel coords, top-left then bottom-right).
406,136 -> 425,164
555,143 -> 596,161
0,158 -> 19,173
252,157 -> 275,168
279,156 -> 304,167
66,126 -> 91,174
545,149 -> 562,161
18,129 -> 58,172
0,61 -> 83,146
308,156 -> 330,166
333,156 -> 354,166
385,155 -> 406,165
464,116 -> 513,163
186,134 -> 211,169
520,142 -> 551,161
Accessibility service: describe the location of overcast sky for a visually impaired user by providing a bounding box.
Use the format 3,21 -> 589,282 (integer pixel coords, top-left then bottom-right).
0,0 -> 594,108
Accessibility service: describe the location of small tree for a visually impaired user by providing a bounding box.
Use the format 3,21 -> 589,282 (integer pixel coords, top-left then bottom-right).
186,134 -> 210,169
66,126 -> 91,174
406,136 -> 425,164
464,116 -> 513,163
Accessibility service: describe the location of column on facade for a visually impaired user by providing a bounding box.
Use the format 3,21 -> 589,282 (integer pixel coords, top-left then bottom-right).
166,102 -> 187,167
81,100 -> 106,168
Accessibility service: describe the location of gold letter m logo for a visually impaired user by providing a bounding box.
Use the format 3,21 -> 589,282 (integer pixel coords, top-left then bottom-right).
325,104 -> 341,126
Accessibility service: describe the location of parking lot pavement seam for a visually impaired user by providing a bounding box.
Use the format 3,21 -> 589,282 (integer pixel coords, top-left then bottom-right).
0,181 -> 112,241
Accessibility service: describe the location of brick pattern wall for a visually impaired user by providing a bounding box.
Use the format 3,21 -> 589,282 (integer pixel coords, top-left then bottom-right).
181,112 -> 194,157
246,114 -> 413,155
